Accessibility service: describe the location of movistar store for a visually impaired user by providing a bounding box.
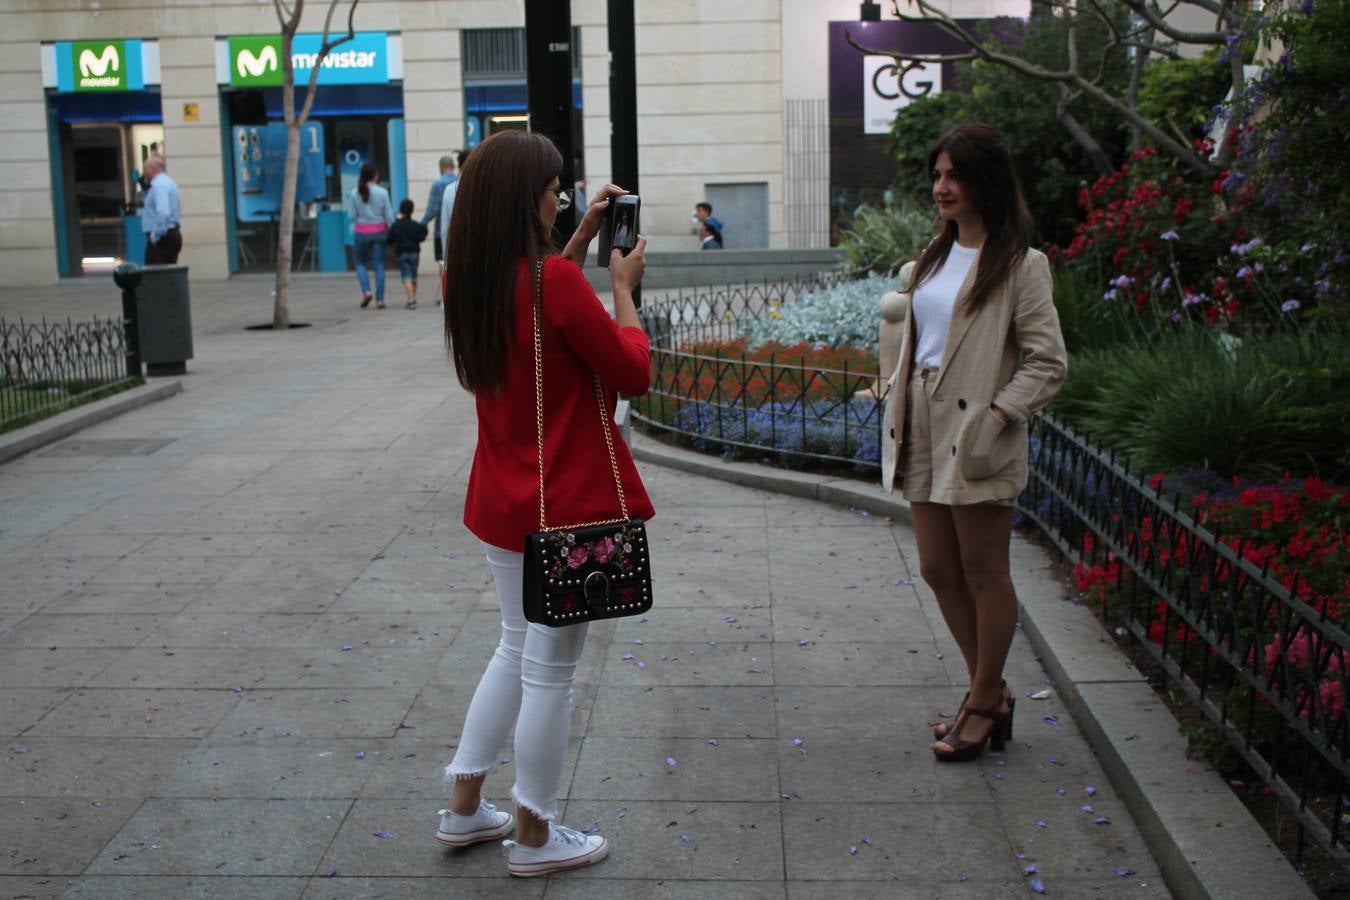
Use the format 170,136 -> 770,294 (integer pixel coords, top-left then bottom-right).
215,31 -> 406,274
39,39 -> 165,276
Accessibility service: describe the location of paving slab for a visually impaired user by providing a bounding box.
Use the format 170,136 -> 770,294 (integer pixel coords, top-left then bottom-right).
0,276 -> 1191,898
84,798 -> 351,876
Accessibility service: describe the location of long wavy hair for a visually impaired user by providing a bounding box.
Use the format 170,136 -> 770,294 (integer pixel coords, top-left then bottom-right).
443,131 -> 562,392
906,123 -> 1033,314
357,162 -> 378,203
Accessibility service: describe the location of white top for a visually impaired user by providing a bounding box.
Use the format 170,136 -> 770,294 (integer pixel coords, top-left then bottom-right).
439,179 -> 460,252
912,242 -> 979,370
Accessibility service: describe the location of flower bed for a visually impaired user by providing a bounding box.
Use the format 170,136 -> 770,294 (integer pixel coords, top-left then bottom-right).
635,337 -> 883,469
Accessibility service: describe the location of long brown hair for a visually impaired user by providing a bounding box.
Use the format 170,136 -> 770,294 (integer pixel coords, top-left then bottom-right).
906,123 -> 1033,314
443,131 -> 562,392
357,162 -> 377,203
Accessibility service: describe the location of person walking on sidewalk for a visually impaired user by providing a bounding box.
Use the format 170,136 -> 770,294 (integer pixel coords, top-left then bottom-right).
387,198 -> 428,309
420,154 -> 458,267
140,156 -> 182,265
437,130 -> 653,876
880,122 -> 1067,762
346,162 -> 394,309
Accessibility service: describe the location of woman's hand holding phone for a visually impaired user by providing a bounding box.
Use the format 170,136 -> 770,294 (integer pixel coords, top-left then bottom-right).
580,184 -> 628,242
609,236 -> 646,294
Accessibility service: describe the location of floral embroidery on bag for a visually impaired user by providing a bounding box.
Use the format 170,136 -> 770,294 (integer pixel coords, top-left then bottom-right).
545,525 -> 643,581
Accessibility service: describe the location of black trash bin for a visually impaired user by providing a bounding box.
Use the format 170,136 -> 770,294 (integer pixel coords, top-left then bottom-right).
135,264 -> 194,376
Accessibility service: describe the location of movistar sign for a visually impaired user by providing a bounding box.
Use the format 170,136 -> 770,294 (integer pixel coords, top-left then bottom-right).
56,40 -> 144,93
228,32 -> 389,88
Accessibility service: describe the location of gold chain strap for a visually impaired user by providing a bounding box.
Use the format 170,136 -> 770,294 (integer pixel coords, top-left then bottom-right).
533,258 -> 630,532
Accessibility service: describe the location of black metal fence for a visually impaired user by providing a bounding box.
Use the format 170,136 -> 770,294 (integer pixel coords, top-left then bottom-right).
1020,414 -> 1350,868
631,271 -> 885,469
0,316 -> 139,431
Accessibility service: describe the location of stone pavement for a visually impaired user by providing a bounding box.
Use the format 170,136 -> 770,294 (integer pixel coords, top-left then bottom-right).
0,277 -> 1171,899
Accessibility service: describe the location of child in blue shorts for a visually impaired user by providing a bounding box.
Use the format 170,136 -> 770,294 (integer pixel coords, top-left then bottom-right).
387,198 -> 429,309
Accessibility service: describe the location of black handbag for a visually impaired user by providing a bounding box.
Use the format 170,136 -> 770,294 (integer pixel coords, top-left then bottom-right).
522,259 -> 653,627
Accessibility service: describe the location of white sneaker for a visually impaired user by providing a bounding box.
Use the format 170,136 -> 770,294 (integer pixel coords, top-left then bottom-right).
503,823 -> 609,877
435,800 -> 514,848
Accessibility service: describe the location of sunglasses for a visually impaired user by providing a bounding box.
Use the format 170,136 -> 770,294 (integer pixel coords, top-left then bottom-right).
546,187 -> 571,211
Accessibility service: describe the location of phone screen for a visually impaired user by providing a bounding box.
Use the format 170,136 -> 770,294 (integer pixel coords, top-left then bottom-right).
611,203 -> 637,252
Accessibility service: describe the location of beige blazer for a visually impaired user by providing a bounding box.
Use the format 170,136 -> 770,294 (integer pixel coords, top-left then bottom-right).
881,247 -> 1067,505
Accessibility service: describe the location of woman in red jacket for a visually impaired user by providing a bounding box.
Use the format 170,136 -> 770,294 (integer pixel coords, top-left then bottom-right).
435,131 -> 652,877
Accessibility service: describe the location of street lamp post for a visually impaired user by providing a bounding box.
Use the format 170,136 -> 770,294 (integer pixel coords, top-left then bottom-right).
525,0 -> 577,240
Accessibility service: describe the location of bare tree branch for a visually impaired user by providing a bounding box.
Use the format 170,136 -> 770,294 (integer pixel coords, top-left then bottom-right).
1058,87 -> 1115,175
874,0 -> 1222,176
1115,0 -> 1229,45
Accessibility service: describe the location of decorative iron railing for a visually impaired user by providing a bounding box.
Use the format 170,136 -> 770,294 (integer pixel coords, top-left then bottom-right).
0,316 -> 139,431
1020,414 -> 1350,868
631,271 -> 883,470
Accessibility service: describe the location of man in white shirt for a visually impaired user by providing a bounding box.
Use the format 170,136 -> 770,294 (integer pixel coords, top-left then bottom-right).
141,156 -> 182,265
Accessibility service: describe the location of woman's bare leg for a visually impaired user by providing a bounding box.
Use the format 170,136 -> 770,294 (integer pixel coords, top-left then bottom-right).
931,503 -> 1016,751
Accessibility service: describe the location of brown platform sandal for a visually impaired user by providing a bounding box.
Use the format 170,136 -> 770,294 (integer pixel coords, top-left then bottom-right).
933,681 -> 1015,740
932,700 -> 1014,763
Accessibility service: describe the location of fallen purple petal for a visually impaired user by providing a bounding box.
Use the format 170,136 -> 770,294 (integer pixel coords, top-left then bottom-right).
862,837 -> 872,845
1029,877 -> 1046,894
618,809 -> 627,818
1094,815 -> 1111,825
1056,787 -> 1067,795
636,661 -> 646,669
849,845 -> 858,855
1085,786 -> 1097,796
799,640 -> 812,647
792,738 -> 803,747
354,751 -> 365,759
1113,866 -> 1136,877
1080,804 -> 1093,813
935,652 -> 944,660
707,739 -> 719,746
622,654 -> 636,660
958,874 -> 969,882
372,830 -> 394,839
680,834 -> 693,843
1035,819 -> 1047,828
666,757 -> 678,767
1043,715 -> 1059,726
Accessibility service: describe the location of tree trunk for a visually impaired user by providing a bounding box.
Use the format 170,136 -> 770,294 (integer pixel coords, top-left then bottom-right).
273,26 -> 297,330
274,121 -> 300,329
1127,29 -> 1154,154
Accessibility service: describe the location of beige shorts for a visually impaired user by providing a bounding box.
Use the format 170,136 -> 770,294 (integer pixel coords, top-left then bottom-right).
900,366 -> 1013,507
900,366 -> 937,504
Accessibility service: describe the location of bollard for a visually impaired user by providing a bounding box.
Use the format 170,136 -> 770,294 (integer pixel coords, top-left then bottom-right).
113,262 -> 143,378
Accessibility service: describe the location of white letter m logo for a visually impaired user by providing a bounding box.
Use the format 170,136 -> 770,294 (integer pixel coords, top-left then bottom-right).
79,45 -> 120,77
237,45 -> 279,78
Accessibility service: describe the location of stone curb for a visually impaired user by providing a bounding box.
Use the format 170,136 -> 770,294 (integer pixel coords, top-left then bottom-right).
631,432 -> 1314,900
0,379 -> 183,465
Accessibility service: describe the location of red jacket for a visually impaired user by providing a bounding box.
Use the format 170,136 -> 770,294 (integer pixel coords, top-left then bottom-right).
464,255 -> 655,550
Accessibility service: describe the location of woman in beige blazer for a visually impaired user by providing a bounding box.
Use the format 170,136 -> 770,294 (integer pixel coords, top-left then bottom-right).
881,123 -> 1067,762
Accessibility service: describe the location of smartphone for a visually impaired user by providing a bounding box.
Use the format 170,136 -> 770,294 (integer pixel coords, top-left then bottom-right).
597,194 -> 640,266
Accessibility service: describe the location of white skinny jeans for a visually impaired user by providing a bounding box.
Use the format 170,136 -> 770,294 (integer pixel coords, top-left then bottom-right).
444,546 -> 589,821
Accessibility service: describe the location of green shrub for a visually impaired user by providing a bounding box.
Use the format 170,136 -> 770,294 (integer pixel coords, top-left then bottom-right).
1053,329 -> 1350,480
838,202 -> 933,275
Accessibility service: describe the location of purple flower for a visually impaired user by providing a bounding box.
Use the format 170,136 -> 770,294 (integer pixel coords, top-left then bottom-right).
1102,288 -> 1119,302
1236,266 -> 1253,279
1160,230 -> 1179,241
1282,299 -> 1301,312
1160,276 -> 1173,292
566,546 -> 590,569
1182,292 -> 1205,307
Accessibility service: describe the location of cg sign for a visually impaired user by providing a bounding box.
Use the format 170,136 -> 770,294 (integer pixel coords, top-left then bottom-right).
863,56 -> 943,135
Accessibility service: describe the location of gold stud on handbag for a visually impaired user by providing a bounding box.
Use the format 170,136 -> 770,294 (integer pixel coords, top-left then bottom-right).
522,259 -> 653,626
